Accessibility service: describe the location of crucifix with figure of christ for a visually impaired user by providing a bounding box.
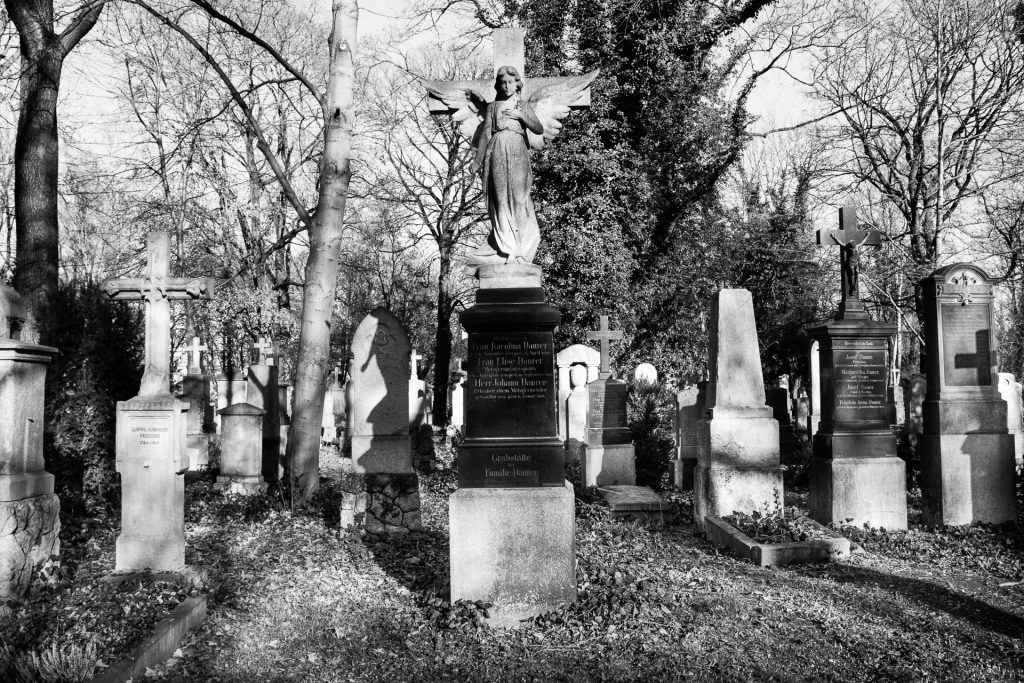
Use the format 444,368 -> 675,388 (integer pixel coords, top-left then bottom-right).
587,315 -> 623,380
103,232 -> 215,396
816,206 -> 883,320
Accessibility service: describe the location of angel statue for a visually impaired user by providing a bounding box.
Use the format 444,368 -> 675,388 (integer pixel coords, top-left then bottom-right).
424,66 -> 599,267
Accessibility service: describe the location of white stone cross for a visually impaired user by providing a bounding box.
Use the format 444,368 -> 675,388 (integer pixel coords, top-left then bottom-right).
253,337 -> 277,366
183,336 -> 208,375
587,315 -> 623,380
410,349 -> 423,380
103,232 -> 215,396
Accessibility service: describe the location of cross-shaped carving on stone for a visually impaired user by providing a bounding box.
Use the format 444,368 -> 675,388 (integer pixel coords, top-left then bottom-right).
252,337 -> 277,366
946,269 -> 981,306
587,315 -> 623,379
183,336 -> 208,375
816,206 -> 883,320
102,232 -> 215,397
410,349 -> 423,380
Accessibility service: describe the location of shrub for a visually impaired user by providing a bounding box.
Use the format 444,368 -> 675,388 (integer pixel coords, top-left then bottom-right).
45,281 -> 143,517
627,378 -> 675,490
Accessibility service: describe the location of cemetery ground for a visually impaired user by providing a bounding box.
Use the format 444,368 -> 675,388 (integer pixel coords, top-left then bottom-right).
4,442 -> 1024,682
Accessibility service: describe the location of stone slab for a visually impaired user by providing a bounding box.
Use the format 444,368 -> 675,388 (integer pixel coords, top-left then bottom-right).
0,471 -> 54,501
450,483 -> 576,628
694,464 -> 783,532
596,485 -> 672,524
476,263 -> 543,289
809,456 -> 908,529
704,515 -> 850,567
351,434 -> 414,475
459,439 -> 565,487
582,443 -> 636,487
212,475 -> 265,496
921,433 -> 1017,525
812,429 -> 898,460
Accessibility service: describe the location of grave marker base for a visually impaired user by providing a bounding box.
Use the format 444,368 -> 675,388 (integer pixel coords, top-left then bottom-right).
581,443 -> 636,487
809,456 -> 908,529
921,432 -> 1016,525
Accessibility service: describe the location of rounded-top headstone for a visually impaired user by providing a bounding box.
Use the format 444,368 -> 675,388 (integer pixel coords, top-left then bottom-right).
349,308 -> 412,437
569,364 -> 588,389
634,363 -> 657,384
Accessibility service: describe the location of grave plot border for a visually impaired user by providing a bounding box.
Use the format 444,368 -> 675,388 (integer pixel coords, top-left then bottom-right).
704,515 -> 850,567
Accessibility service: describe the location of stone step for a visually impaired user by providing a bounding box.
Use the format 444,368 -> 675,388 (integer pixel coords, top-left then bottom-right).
596,485 -> 673,524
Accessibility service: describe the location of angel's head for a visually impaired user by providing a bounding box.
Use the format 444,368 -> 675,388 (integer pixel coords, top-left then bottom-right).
494,66 -> 524,99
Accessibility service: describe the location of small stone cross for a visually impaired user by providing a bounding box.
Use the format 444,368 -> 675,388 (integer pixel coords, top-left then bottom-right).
816,206 -> 882,319
587,315 -> 623,380
183,336 -> 207,375
410,349 -> 423,380
102,232 -> 215,396
252,337 -> 277,366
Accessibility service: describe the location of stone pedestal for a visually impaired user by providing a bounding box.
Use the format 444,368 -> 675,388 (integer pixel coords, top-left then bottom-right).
453,264 -> 574,622
214,403 -> 265,495
450,483 -> 575,628
115,394 -> 189,572
695,290 -> 782,531
246,364 -> 280,483
0,332 -> 60,601
807,317 -> 907,530
582,378 -> 635,486
920,265 -> 1016,525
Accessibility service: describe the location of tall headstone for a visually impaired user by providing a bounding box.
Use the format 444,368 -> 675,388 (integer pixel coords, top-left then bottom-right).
901,373 -> 927,445
996,373 -> 1024,466
807,207 -> 906,529
408,349 -> 428,428
808,340 -> 821,435
673,385 -> 700,490
582,316 -> 635,486
0,284 -> 60,601
555,344 -> 600,441
246,337 -> 280,483
695,289 -> 782,531
321,366 -> 341,444
214,403 -> 265,495
921,265 -> 1016,524
564,364 -> 590,463
449,362 -> 467,430
103,231 -> 213,572
278,382 -> 291,464
178,336 -> 213,471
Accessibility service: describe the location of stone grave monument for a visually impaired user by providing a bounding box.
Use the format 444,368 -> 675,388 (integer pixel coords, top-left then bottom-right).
214,403 -> 265,495
564,363 -> 590,463
214,370 -> 247,432
425,26 -> 596,623
103,231 -> 213,572
178,336 -> 213,470
408,349 -> 428,428
807,206 -> 906,529
555,344 -> 600,443
808,339 -> 821,435
766,386 -> 796,459
449,361 -> 467,430
278,381 -> 291,463
348,308 -> 421,533
901,373 -> 926,446
920,264 -> 1016,524
672,385 -> 701,490
695,289 -> 782,532
996,373 -> 1024,465
581,316 -> 634,486
247,337 -> 281,484
0,284 -> 60,601
321,366 -> 341,444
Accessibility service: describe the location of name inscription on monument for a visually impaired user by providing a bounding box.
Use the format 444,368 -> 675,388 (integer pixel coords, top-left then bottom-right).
120,414 -> 173,467
466,331 -> 555,439
941,303 -> 993,387
458,444 -> 565,488
833,348 -> 887,414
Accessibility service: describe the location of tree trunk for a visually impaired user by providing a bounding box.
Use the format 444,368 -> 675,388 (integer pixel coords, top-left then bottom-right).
431,248 -> 453,426
286,0 -> 356,505
5,0 -> 104,344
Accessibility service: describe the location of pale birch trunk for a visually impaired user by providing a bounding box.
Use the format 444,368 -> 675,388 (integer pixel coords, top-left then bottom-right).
286,0 -> 356,504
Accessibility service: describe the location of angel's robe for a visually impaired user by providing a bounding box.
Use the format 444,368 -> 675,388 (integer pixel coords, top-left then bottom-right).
473,95 -> 540,264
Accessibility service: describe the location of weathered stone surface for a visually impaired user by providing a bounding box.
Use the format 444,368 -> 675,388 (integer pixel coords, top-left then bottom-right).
362,474 -> 422,534
214,403 -> 265,496
809,456 -> 907,529
581,444 -> 635,487
450,483 -> 575,628
0,494 -> 59,601
246,364 -> 280,483
556,344 -> 600,442
215,373 -> 248,432
997,373 -> 1024,465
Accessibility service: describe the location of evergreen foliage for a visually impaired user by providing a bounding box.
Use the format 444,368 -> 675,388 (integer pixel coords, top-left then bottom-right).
627,378 -> 676,490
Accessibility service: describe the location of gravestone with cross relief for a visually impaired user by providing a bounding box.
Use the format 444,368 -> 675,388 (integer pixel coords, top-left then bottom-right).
178,336 -> 214,470
806,207 -> 906,530
103,231 -> 214,573
581,316 -> 635,487
246,336 -> 281,484
920,264 -> 1016,524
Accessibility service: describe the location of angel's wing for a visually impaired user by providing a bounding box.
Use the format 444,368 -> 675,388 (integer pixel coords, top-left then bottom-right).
523,70 -> 600,150
421,80 -> 489,141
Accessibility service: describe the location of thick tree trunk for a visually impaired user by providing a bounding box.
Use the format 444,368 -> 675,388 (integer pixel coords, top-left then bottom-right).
287,0 -> 356,505
5,0 -> 104,344
431,250 -> 453,426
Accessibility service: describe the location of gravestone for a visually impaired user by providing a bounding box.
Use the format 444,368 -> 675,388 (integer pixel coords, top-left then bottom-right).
178,336 -> 213,470
892,384 -> 905,429
795,388 -> 810,435
449,362 -> 467,430
673,385 -> 700,490
901,373 -> 926,445
246,337 -> 280,484
634,363 -> 657,384
695,289 -> 782,532
564,364 -> 589,463
807,207 -> 906,529
215,371 -> 248,432
808,340 -> 821,435
278,382 -> 291,464
214,404 -> 265,495
766,387 -> 796,458
555,344 -> 600,441
996,373 -> 1024,466
0,283 -> 60,602
321,366 -> 340,444
582,316 -> 635,486
103,231 -> 213,572
409,349 -> 428,428
920,265 -> 1016,524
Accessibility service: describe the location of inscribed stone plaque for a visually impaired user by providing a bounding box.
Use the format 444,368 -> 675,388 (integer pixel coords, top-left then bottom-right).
466,331 -> 555,439
127,415 -> 172,459
586,380 -> 631,445
941,303 -> 993,387
459,443 -> 565,488
833,347 -> 888,422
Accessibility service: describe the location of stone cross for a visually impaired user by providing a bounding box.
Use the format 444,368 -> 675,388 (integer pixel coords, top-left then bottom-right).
426,27 -> 592,117
816,206 -> 882,319
410,349 -> 423,380
253,337 -> 277,366
587,315 -> 623,380
183,336 -> 207,375
103,232 -> 215,396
